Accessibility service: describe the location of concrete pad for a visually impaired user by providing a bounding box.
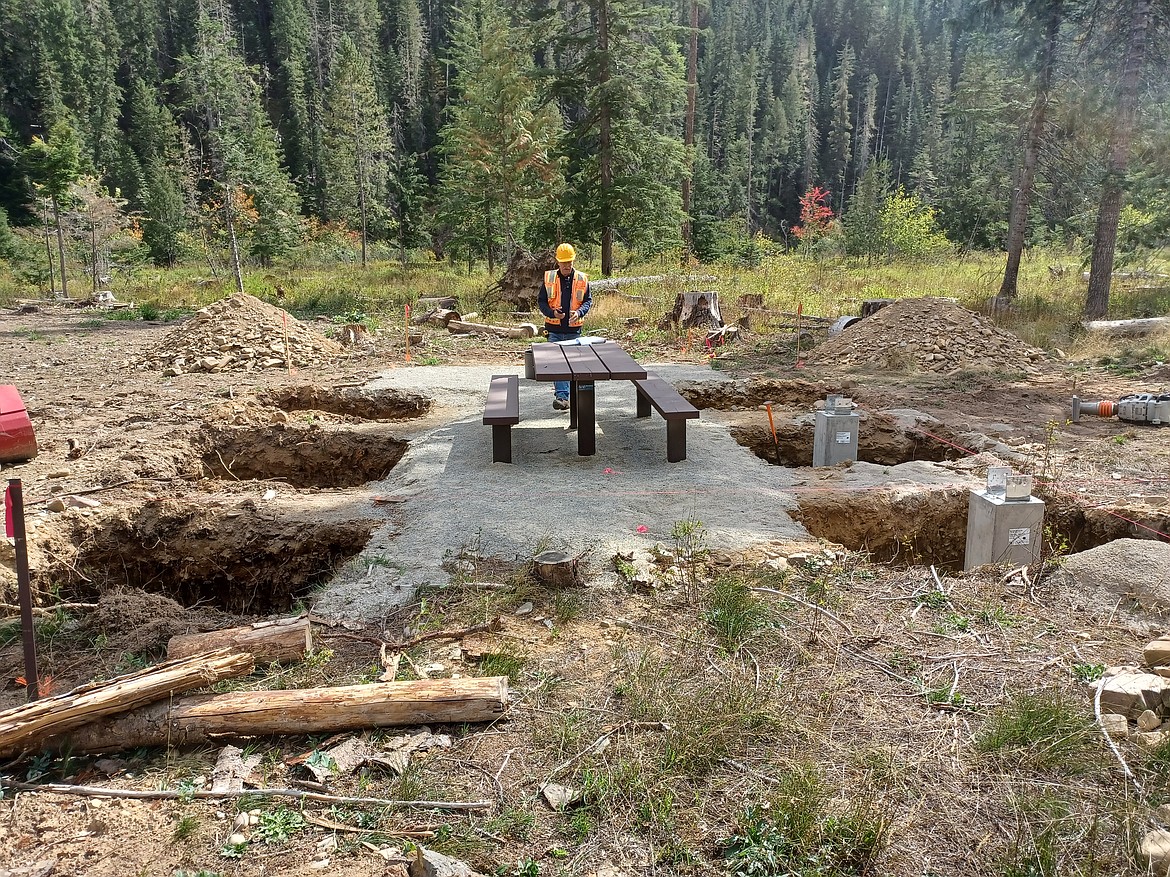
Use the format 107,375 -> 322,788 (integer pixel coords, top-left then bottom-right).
311,363 -> 977,619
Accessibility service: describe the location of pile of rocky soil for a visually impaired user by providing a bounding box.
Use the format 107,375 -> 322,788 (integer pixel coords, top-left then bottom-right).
805,297 -> 1047,373
140,293 -> 343,374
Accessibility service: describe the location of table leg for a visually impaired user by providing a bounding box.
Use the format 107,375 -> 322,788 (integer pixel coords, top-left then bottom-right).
568,381 -> 578,430
577,382 -> 595,456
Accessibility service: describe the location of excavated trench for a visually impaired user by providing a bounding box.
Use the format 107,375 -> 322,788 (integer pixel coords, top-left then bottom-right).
46,500 -> 376,613
730,414 -> 965,467
200,423 -> 408,487
794,486 -> 1170,567
261,384 -> 431,420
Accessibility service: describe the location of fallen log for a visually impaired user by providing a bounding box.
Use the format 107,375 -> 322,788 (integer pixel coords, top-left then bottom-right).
448,320 -> 538,339
590,274 -> 718,291
1083,317 -> 1169,337
1,780 -> 491,812
0,648 -> 255,759
412,307 -> 462,327
167,616 -> 312,664
42,676 -> 509,755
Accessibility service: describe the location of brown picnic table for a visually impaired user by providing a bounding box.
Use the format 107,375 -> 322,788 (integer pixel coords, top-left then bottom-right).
528,341 -> 647,456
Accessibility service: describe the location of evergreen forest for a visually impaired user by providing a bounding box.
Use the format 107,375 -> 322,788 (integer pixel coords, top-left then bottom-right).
0,0 -> 1168,315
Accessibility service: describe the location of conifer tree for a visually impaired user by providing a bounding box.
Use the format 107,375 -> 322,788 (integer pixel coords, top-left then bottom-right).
20,120 -> 80,297
439,0 -> 563,258
323,36 -> 392,266
179,0 -> 302,286
124,78 -> 187,267
549,0 -> 687,275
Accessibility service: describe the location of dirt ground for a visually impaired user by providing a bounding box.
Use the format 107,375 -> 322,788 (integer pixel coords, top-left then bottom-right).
1,301 -> 1169,877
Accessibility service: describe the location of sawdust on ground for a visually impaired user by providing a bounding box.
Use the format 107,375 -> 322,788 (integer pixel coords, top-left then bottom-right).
139,293 -> 343,374
805,296 -> 1048,374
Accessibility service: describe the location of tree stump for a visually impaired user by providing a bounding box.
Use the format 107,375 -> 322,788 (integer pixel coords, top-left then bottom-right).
532,551 -> 580,587
664,292 -> 723,330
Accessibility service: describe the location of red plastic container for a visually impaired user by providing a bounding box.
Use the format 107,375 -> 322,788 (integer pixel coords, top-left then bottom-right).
0,385 -> 37,463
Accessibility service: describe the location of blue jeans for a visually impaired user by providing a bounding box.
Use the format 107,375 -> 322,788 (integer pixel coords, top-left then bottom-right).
548,331 -> 574,399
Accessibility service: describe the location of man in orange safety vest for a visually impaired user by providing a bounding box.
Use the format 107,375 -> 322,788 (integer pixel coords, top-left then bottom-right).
537,243 -> 593,410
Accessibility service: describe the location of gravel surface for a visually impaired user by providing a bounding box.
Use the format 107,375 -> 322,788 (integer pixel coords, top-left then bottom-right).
312,363 -> 816,618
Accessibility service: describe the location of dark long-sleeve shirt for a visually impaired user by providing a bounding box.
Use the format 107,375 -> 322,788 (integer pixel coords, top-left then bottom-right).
538,270 -> 592,335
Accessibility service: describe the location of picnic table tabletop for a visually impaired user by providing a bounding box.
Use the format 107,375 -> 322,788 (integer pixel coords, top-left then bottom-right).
529,341 -> 646,382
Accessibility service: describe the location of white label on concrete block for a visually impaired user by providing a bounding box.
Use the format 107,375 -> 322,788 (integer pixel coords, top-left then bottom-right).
835,431 -> 852,444
1007,528 -> 1031,546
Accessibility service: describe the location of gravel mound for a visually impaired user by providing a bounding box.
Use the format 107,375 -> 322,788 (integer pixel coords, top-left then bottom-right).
1054,538 -> 1170,614
805,297 -> 1046,373
143,293 -> 343,374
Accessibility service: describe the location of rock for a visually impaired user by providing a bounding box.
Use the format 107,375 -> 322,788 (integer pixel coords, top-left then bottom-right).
227,832 -> 247,846
763,557 -> 789,573
410,847 -> 487,877
1099,713 -> 1129,739
541,782 -> 583,810
1141,829 -> 1170,872
269,410 -> 290,424
1147,637 -> 1170,668
162,366 -> 183,377
1135,730 -> 1170,747
1095,672 -> 1170,718
514,602 -> 534,616
1140,709 -> 1164,731
45,498 -> 67,512
62,495 -> 100,509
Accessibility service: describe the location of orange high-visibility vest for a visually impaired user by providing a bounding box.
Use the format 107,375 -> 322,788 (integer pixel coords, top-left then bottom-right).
544,269 -> 588,328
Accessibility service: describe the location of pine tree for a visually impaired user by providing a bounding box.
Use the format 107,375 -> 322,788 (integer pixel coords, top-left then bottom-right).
323,36 -> 392,266
124,77 -> 187,267
996,0 -> 1066,307
19,120 -> 81,297
439,0 -> 562,260
550,0 -> 688,275
1085,0 -> 1152,319
826,42 -> 854,209
179,0 -> 302,285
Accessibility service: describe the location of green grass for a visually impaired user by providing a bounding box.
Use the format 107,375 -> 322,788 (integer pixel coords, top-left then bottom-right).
705,574 -> 772,652
720,764 -> 887,877
975,693 -> 1097,773
172,814 -> 200,842
478,648 -> 527,681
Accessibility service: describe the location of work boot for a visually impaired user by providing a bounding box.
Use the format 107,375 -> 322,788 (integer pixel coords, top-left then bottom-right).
553,397 -> 569,411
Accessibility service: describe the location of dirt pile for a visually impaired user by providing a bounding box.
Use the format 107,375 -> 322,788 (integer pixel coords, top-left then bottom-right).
141,293 -> 343,374
805,297 -> 1046,373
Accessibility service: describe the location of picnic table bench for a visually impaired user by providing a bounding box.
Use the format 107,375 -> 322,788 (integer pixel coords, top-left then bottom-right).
634,374 -> 700,462
483,374 -> 519,463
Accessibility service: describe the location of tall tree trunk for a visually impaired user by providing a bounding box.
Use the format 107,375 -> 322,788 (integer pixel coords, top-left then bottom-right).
598,0 -> 614,277
51,197 -> 68,299
224,183 -> 245,296
42,200 -> 56,296
1085,0 -> 1151,319
352,90 -> 368,269
996,0 -> 1063,308
91,219 -> 99,296
485,205 -> 494,275
681,0 -> 697,252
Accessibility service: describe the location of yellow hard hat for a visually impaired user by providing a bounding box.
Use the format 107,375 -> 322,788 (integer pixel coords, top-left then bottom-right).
555,243 -> 576,262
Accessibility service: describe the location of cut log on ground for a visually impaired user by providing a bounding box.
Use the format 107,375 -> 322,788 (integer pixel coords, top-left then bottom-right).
1083,317 -> 1170,337
167,616 -> 312,664
0,648 -> 255,759
413,307 -> 462,327
40,677 -> 509,755
448,320 -> 538,339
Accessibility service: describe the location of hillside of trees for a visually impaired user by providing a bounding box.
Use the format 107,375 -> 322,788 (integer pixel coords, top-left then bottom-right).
0,0 -> 1167,314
